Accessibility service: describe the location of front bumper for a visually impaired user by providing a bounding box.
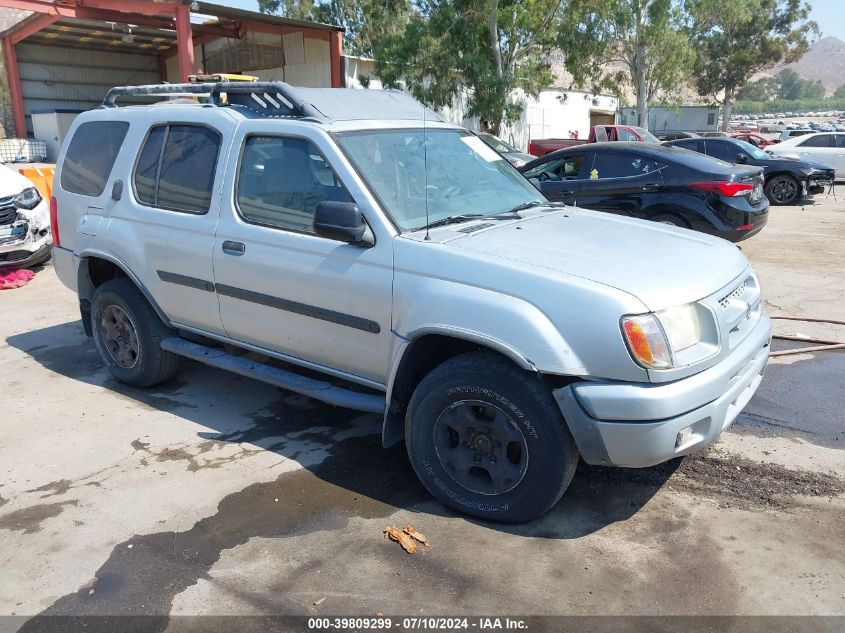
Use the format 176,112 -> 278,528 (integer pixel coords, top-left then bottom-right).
554,313 -> 772,468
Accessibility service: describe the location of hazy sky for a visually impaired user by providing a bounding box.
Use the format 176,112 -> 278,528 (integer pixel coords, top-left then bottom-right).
215,0 -> 844,42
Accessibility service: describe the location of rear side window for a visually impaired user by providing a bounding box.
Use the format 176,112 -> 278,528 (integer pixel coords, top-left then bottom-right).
133,124 -> 221,214
799,135 -> 832,148
61,121 -> 129,196
590,152 -> 665,179
705,141 -> 740,162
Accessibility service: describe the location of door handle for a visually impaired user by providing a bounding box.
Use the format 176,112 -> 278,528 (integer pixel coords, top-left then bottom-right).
641,183 -> 660,191
222,240 -> 245,256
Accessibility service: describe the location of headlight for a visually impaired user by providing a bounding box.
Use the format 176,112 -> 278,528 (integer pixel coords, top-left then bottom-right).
622,303 -> 702,369
657,303 -> 701,352
14,187 -> 41,210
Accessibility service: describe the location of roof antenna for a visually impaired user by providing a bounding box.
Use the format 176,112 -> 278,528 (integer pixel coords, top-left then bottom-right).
423,102 -> 431,241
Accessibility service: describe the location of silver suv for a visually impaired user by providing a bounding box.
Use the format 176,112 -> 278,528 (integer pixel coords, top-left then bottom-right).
52,82 -> 771,522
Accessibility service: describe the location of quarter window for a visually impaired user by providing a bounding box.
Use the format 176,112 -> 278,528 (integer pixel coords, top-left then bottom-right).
133,124 -> 221,214
61,121 -> 129,197
236,136 -> 354,233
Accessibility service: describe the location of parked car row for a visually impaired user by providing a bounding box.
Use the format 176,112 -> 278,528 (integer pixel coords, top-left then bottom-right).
664,137 -> 834,205
517,142 -> 768,242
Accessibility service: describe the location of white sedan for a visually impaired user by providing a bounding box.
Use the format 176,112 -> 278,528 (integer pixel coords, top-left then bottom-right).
768,132 -> 845,178
0,163 -> 52,269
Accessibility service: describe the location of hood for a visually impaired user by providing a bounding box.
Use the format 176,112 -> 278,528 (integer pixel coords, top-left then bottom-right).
445,208 -> 748,312
764,154 -> 832,171
0,164 -> 36,198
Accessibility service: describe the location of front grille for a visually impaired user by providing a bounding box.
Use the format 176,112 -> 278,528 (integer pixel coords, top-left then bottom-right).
719,280 -> 747,310
0,198 -> 17,226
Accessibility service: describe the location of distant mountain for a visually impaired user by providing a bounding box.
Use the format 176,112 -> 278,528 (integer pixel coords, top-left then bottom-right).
768,36 -> 845,95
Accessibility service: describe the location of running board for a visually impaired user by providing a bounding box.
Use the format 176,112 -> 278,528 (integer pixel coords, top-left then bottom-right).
160,337 -> 385,413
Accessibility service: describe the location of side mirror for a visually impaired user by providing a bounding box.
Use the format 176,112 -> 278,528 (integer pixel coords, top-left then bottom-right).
735,153 -> 748,163
313,201 -> 372,246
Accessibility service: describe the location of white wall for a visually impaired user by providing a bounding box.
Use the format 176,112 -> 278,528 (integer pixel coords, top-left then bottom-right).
344,57 -> 618,152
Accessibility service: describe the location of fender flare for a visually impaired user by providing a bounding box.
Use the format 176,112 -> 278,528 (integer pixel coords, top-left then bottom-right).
77,249 -> 173,328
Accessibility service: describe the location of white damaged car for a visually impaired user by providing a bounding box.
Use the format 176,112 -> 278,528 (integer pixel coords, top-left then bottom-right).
0,163 -> 52,269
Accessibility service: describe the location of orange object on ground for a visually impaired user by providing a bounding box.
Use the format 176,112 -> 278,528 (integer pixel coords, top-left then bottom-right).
18,167 -> 54,200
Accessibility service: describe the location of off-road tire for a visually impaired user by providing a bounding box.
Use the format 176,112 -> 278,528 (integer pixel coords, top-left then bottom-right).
91,278 -> 179,387
405,352 -> 578,523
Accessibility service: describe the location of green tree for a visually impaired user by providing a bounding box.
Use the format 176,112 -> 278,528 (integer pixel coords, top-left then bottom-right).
834,84 -> 845,100
373,0 -> 562,135
259,0 -> 410,58
737,76 -> 778,101
687,0 -> 818,131
558,0 -> 692,129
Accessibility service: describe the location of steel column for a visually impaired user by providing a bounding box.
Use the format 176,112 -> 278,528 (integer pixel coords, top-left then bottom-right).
174,3 -> 195,81
2,37 -> 26,137
329,30 -> 342,88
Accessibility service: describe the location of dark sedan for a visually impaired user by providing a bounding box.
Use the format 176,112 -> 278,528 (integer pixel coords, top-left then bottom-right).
664,136 -> 834,205
519,142 -> 768,242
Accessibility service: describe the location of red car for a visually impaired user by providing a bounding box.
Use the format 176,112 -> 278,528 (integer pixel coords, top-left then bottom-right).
732,133 -> 779,148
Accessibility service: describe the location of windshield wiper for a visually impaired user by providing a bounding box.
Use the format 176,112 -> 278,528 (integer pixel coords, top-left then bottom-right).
505,200 -> 547,213
420,211 -> 522,231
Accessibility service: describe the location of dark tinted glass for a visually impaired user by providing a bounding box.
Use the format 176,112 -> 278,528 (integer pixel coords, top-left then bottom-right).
836,135 -> 845,148
591,152 -> 664,179
61,121 -> 129,196
156,126 -> 220,213
133,125 -> 166,205
237,136 -> 354,232
705,141 -> 741,162
523,153 -> 587,180
799,134 -> 833,148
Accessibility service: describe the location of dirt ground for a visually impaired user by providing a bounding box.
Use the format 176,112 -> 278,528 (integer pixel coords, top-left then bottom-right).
0,194 -> 843,632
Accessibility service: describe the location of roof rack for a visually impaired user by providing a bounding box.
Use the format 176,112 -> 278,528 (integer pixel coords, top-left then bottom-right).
101,82 -> 326,121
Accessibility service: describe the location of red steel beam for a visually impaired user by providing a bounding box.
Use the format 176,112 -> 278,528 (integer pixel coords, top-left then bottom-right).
2,37 -> 26,137
174,2 -> 195,81
0,0 -> 175,16
9,13 -> 58,44
329,29 -> 342,88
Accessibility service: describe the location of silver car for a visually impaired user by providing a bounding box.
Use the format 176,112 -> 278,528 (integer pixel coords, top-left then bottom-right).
51,82 -> 771,523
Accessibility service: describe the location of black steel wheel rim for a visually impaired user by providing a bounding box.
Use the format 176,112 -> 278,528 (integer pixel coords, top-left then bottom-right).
771,177 -> 797,203
433,399 -> 529,496
101,305 -> 140,369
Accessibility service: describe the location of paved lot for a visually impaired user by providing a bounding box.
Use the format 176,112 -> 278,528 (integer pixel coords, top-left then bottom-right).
0,195 -> 843,630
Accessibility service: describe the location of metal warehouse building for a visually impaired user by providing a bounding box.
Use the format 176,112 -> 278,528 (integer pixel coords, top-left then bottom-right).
0,0 -> 343,140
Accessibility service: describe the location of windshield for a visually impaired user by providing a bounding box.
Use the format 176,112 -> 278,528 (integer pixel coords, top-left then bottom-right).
734,138 -> 769,160
632,126 -> 660,143
477,132 -> 519,154
337,128 -> 544,232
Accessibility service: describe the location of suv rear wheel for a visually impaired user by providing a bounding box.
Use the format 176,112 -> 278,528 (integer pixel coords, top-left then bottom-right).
91,278 -> 179,387
405,352 -> 578,523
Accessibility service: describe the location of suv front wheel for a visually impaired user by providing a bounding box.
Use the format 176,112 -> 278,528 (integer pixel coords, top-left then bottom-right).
91,278 -> 179,387
405,352 -> 578,523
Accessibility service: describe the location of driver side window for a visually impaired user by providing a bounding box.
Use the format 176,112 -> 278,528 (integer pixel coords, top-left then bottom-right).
524,154 -> 586,181
236,135 -> 354,233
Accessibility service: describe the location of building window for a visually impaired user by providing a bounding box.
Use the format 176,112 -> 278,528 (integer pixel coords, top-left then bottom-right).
707,112 -> 716,125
